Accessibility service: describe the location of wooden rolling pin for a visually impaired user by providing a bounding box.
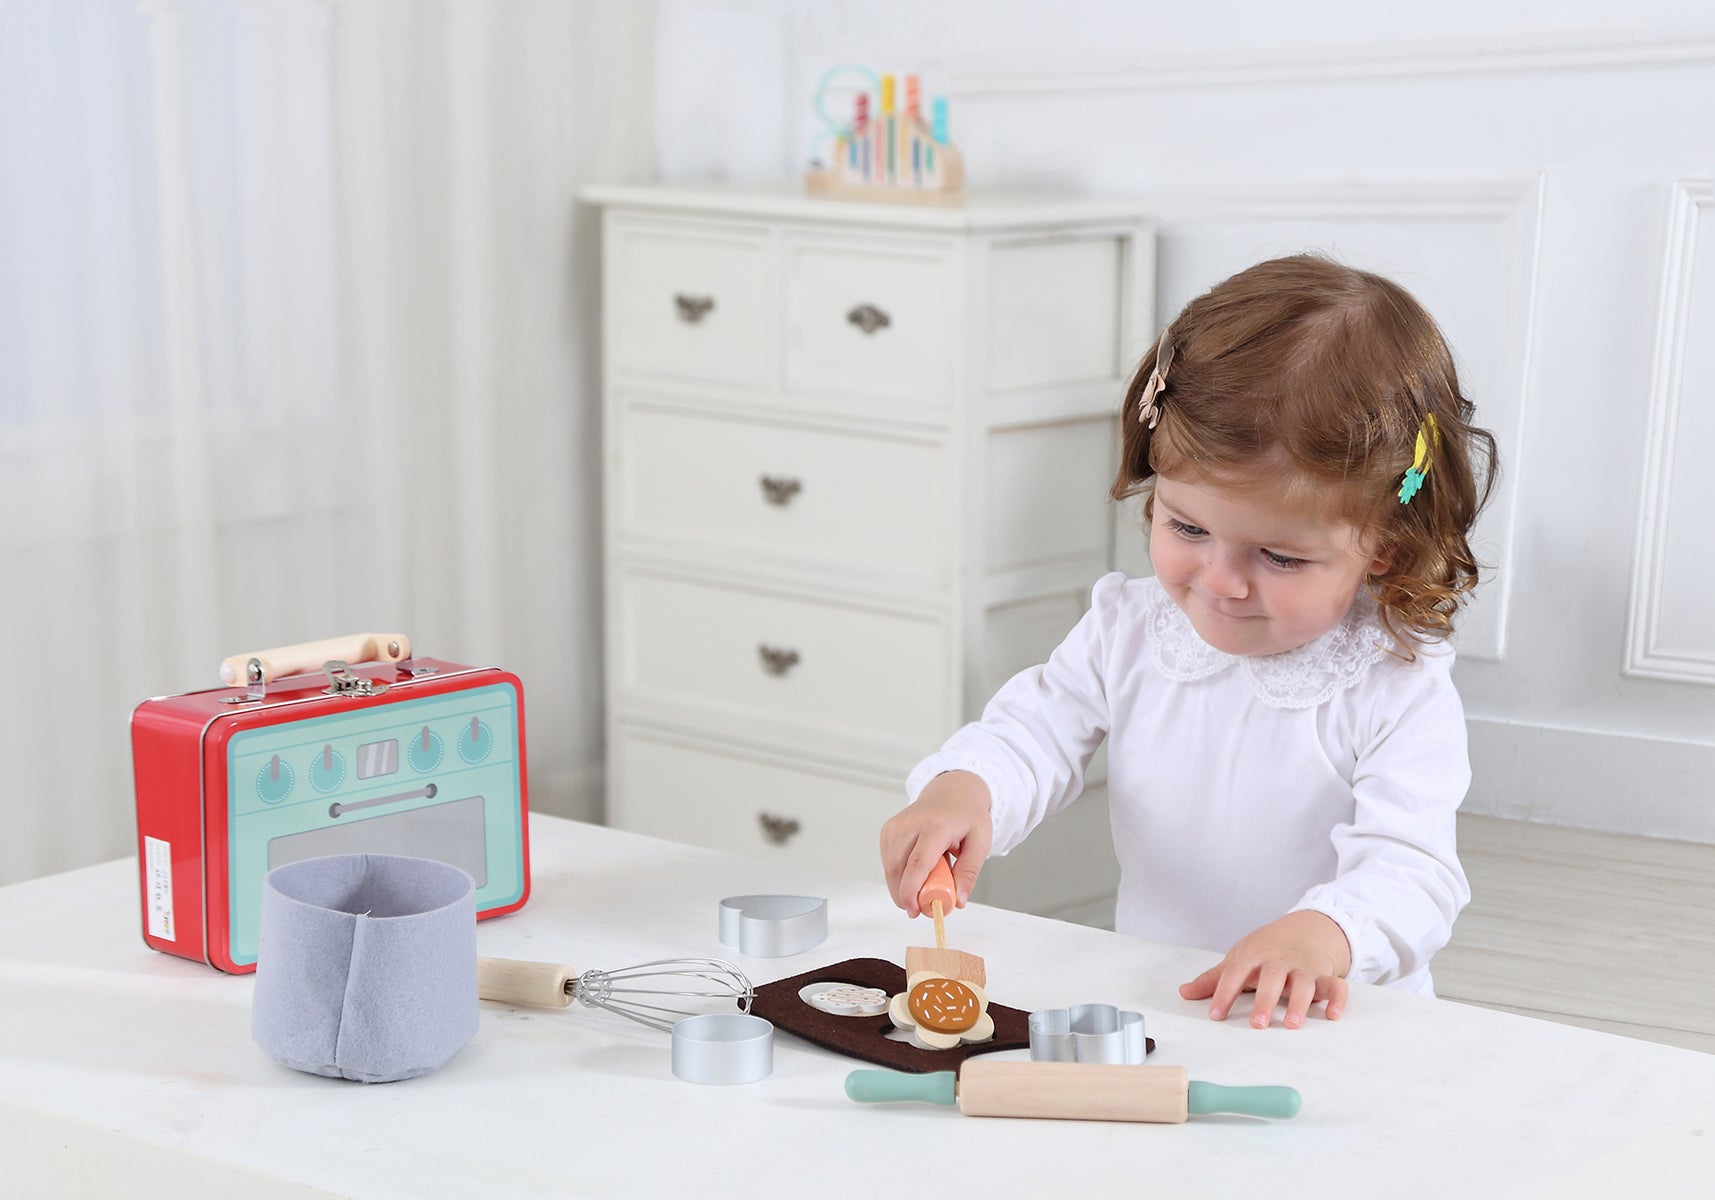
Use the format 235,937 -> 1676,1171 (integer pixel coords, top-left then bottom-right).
845,1061 -> 1301,1124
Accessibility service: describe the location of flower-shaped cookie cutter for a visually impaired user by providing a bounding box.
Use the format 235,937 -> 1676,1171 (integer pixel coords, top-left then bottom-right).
1028,1003 -> 1148,1065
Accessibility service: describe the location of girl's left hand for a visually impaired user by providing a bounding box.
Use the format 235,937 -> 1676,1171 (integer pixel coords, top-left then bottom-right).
1179,910 -> 1352,1029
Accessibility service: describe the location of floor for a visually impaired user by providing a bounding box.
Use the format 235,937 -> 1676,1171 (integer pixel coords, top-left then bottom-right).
1049,812 -> 1715,1055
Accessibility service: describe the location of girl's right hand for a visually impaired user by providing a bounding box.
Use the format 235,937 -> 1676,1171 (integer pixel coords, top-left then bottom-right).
880,770 -> 993,916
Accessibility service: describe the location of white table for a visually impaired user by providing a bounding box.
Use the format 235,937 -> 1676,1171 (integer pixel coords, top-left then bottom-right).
3,814 -> 1711,1198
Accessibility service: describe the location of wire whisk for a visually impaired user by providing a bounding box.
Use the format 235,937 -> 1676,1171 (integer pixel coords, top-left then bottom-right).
477,955 -> 755,1033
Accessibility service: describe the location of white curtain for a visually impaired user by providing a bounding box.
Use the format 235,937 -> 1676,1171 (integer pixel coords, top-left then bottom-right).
0,0 -> 655,885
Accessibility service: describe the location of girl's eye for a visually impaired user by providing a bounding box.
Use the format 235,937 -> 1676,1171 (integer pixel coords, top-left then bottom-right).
1262,549 -> 1305,570
1165,518 -> 1206,538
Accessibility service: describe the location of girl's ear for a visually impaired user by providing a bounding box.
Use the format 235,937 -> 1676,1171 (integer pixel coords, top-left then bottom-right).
1364,533 -> 1392,578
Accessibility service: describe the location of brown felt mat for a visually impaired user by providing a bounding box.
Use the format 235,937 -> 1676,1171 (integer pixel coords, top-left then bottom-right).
749,956 -> 1155,1074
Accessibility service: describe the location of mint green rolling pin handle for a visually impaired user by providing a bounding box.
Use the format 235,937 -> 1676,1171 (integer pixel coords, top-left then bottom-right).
844,1069 -> 957,1107
1187,1080 -> 1303,1119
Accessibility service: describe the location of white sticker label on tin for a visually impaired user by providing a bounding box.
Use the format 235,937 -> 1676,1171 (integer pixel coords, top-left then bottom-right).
144,836 -> 175,941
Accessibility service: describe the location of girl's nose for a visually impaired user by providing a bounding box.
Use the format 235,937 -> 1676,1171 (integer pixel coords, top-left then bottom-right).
1200,550 -> 1249,600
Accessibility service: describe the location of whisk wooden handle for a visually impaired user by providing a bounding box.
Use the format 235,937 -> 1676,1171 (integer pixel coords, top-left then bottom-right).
477,956 -> 574,1008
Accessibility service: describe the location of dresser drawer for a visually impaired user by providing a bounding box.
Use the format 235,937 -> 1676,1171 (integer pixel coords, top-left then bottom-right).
785,234 -> 955,410
608,218 -> 777,387
613,570 -> 951,749
617,399 -> 951,582
611,724 -> 902,880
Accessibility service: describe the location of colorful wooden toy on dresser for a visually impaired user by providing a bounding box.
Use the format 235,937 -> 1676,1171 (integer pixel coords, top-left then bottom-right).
805,71 -> 964,203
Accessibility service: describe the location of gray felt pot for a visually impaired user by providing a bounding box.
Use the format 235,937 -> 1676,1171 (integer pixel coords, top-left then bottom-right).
252,853 -> 478,1083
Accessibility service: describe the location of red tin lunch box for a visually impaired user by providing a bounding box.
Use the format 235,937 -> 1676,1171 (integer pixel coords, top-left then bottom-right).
131,634 -> 530,973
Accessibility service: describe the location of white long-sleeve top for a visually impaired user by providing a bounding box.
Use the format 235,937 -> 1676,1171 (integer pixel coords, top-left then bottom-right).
906,572 -> 1471,994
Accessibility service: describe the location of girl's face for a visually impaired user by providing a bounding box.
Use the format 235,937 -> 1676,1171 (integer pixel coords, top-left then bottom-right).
1149,471 -> 1388,658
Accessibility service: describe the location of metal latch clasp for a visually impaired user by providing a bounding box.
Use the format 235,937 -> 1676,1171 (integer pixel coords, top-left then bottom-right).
321,660 -> 389,698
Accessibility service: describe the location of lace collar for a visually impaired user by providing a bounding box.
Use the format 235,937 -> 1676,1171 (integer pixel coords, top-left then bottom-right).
1140,577 -> 1391,710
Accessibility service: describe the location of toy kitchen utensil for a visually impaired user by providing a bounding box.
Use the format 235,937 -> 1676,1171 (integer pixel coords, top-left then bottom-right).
1029,1004 -> 1149,1064
718,894 -> 828,958
907,853 -> 984,986
845,1061 -> 1301,1123
750,956 -> 1071,1073
133,633 -> 529,973
476,955 -> 755,1033
671,1013 -> 775,1085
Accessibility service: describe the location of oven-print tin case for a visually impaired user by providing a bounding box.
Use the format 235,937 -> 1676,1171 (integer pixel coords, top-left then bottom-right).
131,634 -> 530,973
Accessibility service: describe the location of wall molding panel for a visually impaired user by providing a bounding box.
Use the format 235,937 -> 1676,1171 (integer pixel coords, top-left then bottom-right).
1466,717 -> 1715,843
743,6 -> 1715,842
949,28 -> 1715,96
1128,176 -> 1545,664
1625,179 -> 1715,686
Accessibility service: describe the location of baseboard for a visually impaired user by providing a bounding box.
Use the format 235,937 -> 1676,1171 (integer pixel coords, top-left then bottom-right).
969,784 -> 1121,917
1465,717 -> 1715,844
529,762 -> 605,826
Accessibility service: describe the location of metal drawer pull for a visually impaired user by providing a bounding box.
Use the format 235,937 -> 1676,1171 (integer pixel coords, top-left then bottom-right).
758,812 -> 801,845
757,645 -> 800,676
674,293 -> 715,323
759,475 -> 802,506
846,303 -> 891,335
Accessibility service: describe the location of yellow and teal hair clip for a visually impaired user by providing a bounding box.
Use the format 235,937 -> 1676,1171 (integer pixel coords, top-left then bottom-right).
1398,414 -> 1439,504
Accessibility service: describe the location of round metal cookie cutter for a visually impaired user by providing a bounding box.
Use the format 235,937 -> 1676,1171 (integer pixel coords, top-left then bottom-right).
670,1013 -> 775,1084
1028,1004 -> 1148,1065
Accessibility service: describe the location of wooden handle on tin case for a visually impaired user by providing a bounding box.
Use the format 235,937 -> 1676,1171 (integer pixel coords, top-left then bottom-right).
219,633 -> 411,686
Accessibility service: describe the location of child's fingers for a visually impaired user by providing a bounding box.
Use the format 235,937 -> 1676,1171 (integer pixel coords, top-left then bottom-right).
1283,971 -> 1317,1029
949,829 -> 990,908
877,823 -> 914,909
1179,960 -> 1221,1001
1208,961 -> 1258,1022
1317,975 -> 1350,1021
1249,964 -> 1289,1028
1178,963 -> 1222,1001
898,841 -> 954,917
879,818 -> 945,911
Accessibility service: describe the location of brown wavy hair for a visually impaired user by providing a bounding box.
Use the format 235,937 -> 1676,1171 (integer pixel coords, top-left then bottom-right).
1110,254 -> 1498,654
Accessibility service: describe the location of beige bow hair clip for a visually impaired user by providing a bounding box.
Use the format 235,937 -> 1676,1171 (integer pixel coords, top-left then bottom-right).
1138,330 -> 1175,429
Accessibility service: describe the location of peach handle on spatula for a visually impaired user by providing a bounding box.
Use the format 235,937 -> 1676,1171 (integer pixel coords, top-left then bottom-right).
917,852 -> 957,915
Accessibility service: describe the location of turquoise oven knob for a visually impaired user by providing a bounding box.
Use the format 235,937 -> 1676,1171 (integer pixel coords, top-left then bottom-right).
457,716 -> 493,764
309,744 -> 347,793
408,726 -> 444,773
256,754 -> 295,804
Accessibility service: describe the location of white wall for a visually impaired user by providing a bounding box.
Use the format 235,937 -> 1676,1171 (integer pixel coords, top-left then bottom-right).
655,0 -> 1715,843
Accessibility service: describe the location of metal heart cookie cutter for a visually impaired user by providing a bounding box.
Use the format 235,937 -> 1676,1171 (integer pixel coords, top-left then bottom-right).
718,895 -> 829,958
1028,1004 -> 1148,1065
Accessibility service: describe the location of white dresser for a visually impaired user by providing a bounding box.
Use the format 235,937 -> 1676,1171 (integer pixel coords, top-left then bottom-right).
583,183 -> 1154,886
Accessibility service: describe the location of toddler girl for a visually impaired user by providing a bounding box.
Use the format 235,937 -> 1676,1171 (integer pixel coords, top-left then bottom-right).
881,255 -> 1498,1029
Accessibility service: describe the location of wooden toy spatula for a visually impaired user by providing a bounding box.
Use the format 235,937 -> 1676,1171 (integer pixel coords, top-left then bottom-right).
906,852 -> 985,986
